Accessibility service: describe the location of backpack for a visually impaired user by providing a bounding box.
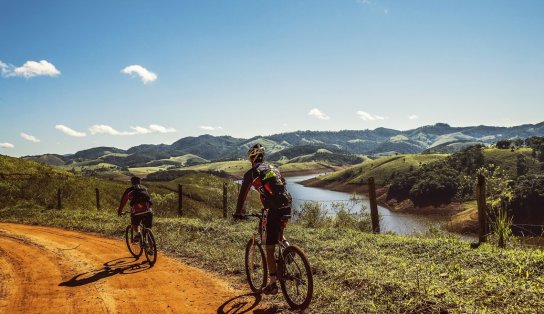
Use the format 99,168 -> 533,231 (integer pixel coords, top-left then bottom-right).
130,185 -> 152,213
256,163 -> 292,209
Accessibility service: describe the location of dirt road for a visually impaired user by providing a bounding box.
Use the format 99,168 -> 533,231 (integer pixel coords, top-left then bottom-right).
0,223 -> 276,313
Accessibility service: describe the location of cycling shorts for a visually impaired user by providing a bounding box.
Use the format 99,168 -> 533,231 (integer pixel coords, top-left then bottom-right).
131,212 -> 153,229
260,207 -> 291,245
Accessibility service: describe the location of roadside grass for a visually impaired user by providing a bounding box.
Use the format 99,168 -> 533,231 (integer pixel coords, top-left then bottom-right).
1,207 -> 543,313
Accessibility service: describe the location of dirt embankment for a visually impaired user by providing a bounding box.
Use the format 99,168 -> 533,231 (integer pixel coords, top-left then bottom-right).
0,223 -> 274,314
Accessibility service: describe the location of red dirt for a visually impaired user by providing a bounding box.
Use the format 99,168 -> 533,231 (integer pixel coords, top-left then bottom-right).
0,223 -> 278,313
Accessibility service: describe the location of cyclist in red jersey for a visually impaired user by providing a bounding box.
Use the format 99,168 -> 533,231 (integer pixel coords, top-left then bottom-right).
234,143 -> 292,295
117,176 -> 153,243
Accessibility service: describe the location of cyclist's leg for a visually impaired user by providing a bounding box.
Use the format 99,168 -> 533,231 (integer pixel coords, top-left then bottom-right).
130,214 -> 142,241
142,212 -> 153,229
263,208 -> 281,294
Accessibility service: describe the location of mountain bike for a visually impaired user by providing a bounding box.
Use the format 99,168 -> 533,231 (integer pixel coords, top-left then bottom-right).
243,211 -> 313,310
121,212 -> 157,266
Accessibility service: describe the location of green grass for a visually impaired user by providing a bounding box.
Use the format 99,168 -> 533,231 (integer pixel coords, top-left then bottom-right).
1,207 -> 543,313
482,147 -> 539,177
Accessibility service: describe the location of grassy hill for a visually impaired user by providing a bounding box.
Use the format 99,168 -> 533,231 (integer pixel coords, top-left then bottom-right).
0,154 -> 259,218
305,153 -> 448,190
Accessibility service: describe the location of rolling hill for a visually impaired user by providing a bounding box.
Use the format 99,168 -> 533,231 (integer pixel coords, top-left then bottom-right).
22,122 -> 544,176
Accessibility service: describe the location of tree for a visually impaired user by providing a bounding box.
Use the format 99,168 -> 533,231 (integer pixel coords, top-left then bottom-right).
516,154 -> 528,177
496,139 -> 512,149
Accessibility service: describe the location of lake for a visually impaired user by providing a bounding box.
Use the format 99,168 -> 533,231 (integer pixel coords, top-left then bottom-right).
286,174 -> 451,235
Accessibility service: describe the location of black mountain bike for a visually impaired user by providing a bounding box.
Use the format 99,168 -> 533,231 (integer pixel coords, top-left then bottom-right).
122,212 -> 157,266
243,211 -> 313,310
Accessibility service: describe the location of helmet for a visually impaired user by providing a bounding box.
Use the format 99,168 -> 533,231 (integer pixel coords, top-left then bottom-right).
247,143 -> 265,164
130,176 -> 141,185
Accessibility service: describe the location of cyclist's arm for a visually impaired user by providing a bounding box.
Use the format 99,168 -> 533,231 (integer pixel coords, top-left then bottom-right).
117,188 -> 130,214
235,171 -> 252,215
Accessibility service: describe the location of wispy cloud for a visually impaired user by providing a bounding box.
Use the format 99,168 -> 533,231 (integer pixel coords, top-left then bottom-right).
89,125 -> 132,136
308,108 -> 330,120
90,124 -> 176,136
200,126 -> 223,131
55,125 -> 87,137
408,114 -> 419,120
20,132 -> 40,143
356,111 -> 386,121
1,60 -> 60,78
121,65 -> 157,84
0,142 -> 15,148
148,124 -> 176,133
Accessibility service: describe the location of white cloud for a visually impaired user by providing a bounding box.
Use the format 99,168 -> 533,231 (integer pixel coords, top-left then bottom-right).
89,125 -> 131,136
149,124 -> 176,133
20,132 -> 40,143
130,126 -> 153,134
199,126 -> 223,131
55,125 -> 86,137
308,108 -> 330,120
1,60 -> 60,78
121,65 -> 157,84
90,124 -> 176,136
408,114 -> 419,120
356,111 -> 386,121
0,143 -> 14,148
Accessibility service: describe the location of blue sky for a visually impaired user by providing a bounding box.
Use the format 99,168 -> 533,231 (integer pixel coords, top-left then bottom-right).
1,0 -> 543,157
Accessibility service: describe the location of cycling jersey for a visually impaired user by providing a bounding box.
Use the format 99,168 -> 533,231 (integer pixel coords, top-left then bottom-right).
236,162 -> 291,213
118,185 -> 153,216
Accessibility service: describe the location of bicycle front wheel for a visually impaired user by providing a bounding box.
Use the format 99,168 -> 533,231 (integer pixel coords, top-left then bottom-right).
244,238 -> 268,293
143,228 -> 157,266
125,225 -> 142,258
279,245 -> 313,310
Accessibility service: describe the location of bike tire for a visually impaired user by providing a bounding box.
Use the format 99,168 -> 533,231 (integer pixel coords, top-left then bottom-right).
143,228 -> 158,266
244,238 -> 268,293
125,225 -> 143,258
279,245 -> 313,310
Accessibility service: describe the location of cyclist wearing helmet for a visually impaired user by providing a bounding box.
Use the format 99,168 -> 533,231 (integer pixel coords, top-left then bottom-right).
117,176 -> 153,243
234,143 -> 292,295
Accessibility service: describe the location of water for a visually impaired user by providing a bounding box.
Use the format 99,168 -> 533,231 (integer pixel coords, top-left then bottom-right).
285,174 -> 450,235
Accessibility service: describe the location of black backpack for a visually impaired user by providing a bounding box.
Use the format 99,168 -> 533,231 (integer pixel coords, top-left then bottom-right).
130,185 -> 152,207
256,163 -> 292,209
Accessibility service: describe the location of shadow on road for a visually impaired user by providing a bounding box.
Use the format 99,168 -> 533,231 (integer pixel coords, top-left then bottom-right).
217,293 -> 282,314
59,256 -> 150,287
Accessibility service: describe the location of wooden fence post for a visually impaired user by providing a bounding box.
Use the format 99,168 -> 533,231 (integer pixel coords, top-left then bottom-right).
57,188 -> 62,210
178,184 -> 183,216
368,177 -> 380,234
477,174 -> 487,243
223,182 -> 228,218
95,188 -> 100,210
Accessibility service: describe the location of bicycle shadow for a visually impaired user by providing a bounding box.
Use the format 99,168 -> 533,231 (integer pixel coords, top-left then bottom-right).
59,256 -> 150,287
217,293 -> 283,314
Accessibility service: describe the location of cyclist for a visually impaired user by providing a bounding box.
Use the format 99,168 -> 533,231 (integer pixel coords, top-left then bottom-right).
117,176 -> 153,243
234,143 -> 292,295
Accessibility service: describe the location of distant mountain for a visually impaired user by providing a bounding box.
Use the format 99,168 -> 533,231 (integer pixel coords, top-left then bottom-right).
23,122 -> 544,168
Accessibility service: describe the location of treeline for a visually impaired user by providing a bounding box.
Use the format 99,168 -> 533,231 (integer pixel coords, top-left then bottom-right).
496,136 -> 544,162
386,138 -> 544,233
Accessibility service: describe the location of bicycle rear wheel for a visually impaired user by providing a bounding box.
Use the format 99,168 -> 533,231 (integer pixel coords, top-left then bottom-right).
279,245 -> 313,310
143,228 -> 157,266
244,238 -> 268,293
125,225 -> 142,258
